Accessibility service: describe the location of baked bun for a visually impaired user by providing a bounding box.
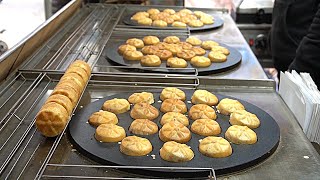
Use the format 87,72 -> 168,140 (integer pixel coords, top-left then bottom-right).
160,141 -> 194,162
118,44 -> 137,55
160,112 -> 189,126
137,18 -> 152,26
126,38 -> 144,48
211,46 -> 230,55
60,72 -> 85,90
65,66 -> 89,82
188,104 -> 217,120
120,136 -> 152,156
141,55 -> 161,67
200,15 -> 214,24
164,44 -> 182,55
70,60 -> 92,77
208,52 -> 227,62
159,121 -> 191,143
191,47 -> 206,56
154,50 -> 173,60
186,36 -> 202,46
163,9 -> 176,15
45,94 -> 73,116
177,49 -> 196,61
35,102 -> 68,137
128,92 -> 154,104
216,98 -> 245,115
201,40 -> 219,50
88,110 -> 118,127
199,136 -> 232,158
143,36 -> 160,45
167,57 -> 188,68
194,11 -> 206,18
161,99 -> 187,114
95,124 -> 126,143
52,85 -> 79,106
191,119 -> 221,136
141,45 -> 159,55
172,21 -> 187,28
170,14 -> 181,21
102,98 -> 130,114
160,87 -> 186,101
162,17 -> 175,24
131,12 -> 149,21
123,50 -> 143,61
130,103 -> 159,120
163,36 -> 180,44
230,110 -> 260,129
147,8 -> 160,15
155,42 -> 169,50
188,19 -> 204,27
190,56 -> 211,67
152,20 -> 167,27
178,42 -> 193,50
57,79 -> 82,96
191,89 -> 218,106
129,119 -> 158,135
225,125 -> 257,144
179,9 -> 193,15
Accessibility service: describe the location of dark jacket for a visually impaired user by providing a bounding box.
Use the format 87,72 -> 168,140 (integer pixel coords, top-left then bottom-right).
271,0 -> 320,87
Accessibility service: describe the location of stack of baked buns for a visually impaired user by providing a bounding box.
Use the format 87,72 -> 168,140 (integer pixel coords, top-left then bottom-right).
131,8 -> 214,28
118,35 -> 230,68
87,87 -> 262,163
35,60 -> 91,137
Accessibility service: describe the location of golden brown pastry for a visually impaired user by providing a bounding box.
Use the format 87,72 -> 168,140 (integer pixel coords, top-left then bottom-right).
186,36 -> 202,46
65,66 -> 89,83
126,38 -> 144,48
136,11 -> 149,17
160,141 -> 194,162
60,72 -> 85,90
141,45 -> 159,55
69,60 -> 91,77
187,14 -> 198,20
118,44 -> 137,55
191,47 -> 206,56
128,92 -> 154,104
123,50 -> 143,61
167,57 -> 188,68
170,14 -> 181,21
190,56 -> 211,67
152,20 -> 168,27
178,42 -> 193,50
137,18 -> 153,26
172,21 -> 186,28
201,40 -> 219,50
208,52 -> 227,63
191,119 -> 221,136
88,110 -> 118,127
179,9 -> 193,15
36,102 -> 69,137
163,9 -> 176,15
199,136 -> 232,158
130,103 -> 159,120
131,12 -> 149,21
160,87 -> 186,101
140,55 -> 161,67
225,125 -> 257,144
160,99 -> 187,114
57,79 -> 82,98
163,36 -> 180,44
147,8 -> 160,15
188,104 -> 217,120
45,94 -> 73,116
177,49 -> 196,61
180,16 -> 191,24
230,110 -> 260,129
188,19 -> 204,27
162,17 -> 175,24
155,42 -> 169,50
102,98 -> 130,114
129,119 -> 158,135
164,44 -> 183,55
143,36 -> 160,45
159,121 -> 191,143
95,124 -> 126,143
216,98 -> 245,115
52,85 -> 79,106
120,136 -> 152,156
200,15 -> 214,24
211,46 -> 230,55
191,89 -> 218,106
194,11 -> 206,18
160,112 -> 189,126
154,49 -> 173,60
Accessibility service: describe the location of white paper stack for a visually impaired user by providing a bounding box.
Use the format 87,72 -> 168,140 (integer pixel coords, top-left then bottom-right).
279,71 -> 320,144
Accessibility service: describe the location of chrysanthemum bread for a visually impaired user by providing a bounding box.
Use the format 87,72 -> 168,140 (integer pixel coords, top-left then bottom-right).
154,49 -> 173,60
130,103 -> 159,120
52,84 -> 79,106
188,19 -> 204,27
167,57 -> 188,68
160,87 -> 186,101
126,38 -> 144,48
208,51 -> 227,63
191,89 -> 218,106
163,8 -> 176,15
178,42 -> 193,50
160,141 -> 194,162
217,98 -> 245,115
141,45 -> 159,55
128,92 -> 154,104
191,119 -> 221,136
160,112 -> 189,126
159,121 -> 191,143
161,99 -> 187,114
137,18 -> 152,26
201,40 -> 219,50
199,136 -> 232,158
190,56 -> 211,67
164,44 -> 183,55
120,136 -> 153,156
45,94 -> 73,116
188,104 -> 217,120
129,119 -> 158,135
69,60 -> 92,77
118,44 -> 136,55
123,50 -> 143,61
230,110 -> 260,129
172,21 -> 187,28
186,36 -> 202,46
88,110 -> 118,127
140,55 -> 161,67
163,36 -> 180,44
200,15 -> 214,25
152,20 -> 167,27
192,47 -> 206,56
102,98 -> 130,114
211,46 -> 230,55
177,49 -> 196,61
65,66 -> 89,82
147,8 -> 160,15
95,124 -> 126,143
225,125 -> 257,144
143,36 -> 160,45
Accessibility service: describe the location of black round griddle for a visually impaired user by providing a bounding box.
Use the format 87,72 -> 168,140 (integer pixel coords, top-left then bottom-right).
105,40 -> 242,75
68,90 -> 280,177
123,14 -> 224,31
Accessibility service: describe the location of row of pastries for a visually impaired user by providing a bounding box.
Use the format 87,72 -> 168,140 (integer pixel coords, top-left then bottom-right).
89,87 -> 261,162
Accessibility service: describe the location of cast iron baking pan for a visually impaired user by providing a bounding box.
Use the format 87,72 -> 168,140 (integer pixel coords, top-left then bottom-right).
104,39 -> 242,75
68,90 -> 280,177
123,14 -> 224,31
